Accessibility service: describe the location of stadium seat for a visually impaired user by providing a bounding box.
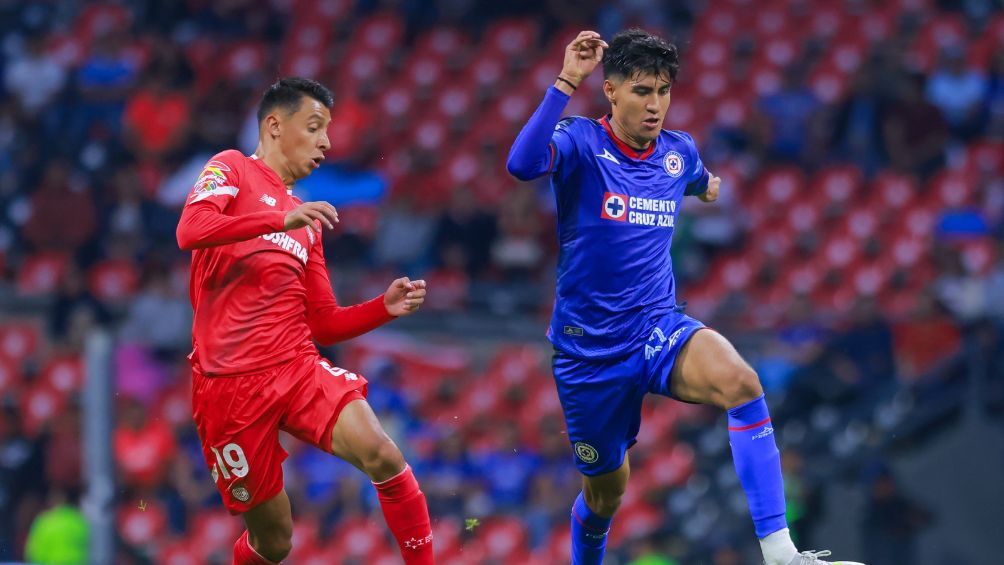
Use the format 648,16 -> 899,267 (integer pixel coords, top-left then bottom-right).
927,170 -> 976,208
118,500 -> 168,546
0,322 -> 40,365
482,18 -> 539,65
219,41 -> 269,83
415,27 -> 471,60
39,354 -> 84,394
21,381 -> 67,437
609,500 -> 663,544
353,12 -> 405,56
480,516 -> 529,561
910,13 -> 968,71
331,516 -> 392,559
157,539 -> 201,565
88,258 -> 139,302
0,356 -> 19,396
189,510 -> 243,555
16,252 -> 70,296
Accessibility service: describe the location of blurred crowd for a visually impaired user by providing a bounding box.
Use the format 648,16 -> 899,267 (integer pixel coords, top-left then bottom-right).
0,0 -> 1003,563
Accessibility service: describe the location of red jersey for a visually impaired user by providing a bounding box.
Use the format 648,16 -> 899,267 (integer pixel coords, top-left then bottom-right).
177,150 -> 392,375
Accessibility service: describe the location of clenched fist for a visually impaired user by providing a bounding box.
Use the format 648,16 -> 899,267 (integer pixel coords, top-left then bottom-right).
384,277 -> 427,317
699,174 -> 721,203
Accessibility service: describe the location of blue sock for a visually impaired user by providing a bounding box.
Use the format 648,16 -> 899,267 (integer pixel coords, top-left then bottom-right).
570,491 -> 612,565
727,394 -> 788,539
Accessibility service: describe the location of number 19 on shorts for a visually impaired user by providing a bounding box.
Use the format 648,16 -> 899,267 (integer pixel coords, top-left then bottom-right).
210,442 -> 248,483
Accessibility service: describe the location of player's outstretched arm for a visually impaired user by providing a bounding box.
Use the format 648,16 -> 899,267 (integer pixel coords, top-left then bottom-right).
176,200 -> 339,250
506,31 -> 607,181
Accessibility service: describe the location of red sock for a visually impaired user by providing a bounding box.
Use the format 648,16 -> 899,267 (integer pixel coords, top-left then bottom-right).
232,530 -> 277,565
373,465 -> 434,564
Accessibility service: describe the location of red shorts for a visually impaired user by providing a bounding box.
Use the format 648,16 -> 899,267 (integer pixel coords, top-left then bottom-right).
191,352 -> 367,514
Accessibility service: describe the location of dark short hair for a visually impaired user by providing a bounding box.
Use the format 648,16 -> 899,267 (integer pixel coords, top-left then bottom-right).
256,77 -> 334,124
603,29 -> 679,84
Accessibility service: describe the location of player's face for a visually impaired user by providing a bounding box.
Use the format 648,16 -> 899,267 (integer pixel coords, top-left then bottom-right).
605,72 -> 672,146
281,97 -> 332,180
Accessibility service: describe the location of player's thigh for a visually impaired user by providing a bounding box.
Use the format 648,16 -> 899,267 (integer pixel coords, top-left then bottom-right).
644,312 -> 707,398
328,398 -> 405,480
242,489 -> 293,548
191,370 -> 287,514
668,328 -> 762,408
553,351 -> 646,477
278,355 -> 402,477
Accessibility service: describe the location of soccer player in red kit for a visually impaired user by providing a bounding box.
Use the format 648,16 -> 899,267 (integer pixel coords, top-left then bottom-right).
177,77 -> 434,564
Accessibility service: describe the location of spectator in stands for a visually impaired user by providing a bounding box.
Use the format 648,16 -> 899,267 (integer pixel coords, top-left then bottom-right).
0,405 -> 45,560
123,41 -> 194,160
119,267 -> 192,360
113,397 -> 177,491
926,46 -> 988,139
3,33 -> 66,118
49,264 -> 110,346
71,31 -> 137,144
755,64 -> 822,164
432,188 -> 498,277
933,246 -> 986,324
881,72 -> 948,178
21,160 -> 97,254
831,66 -> 887,175
23,489 -> 88,565
862,467 -> 931,565
985,46 -> 1004,138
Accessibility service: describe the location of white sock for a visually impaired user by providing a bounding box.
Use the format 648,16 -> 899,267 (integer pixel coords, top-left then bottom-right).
759,528 -> 798,565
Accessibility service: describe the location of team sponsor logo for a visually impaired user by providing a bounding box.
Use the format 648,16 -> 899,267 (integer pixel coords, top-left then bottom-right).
259,194 -> 276,207
600,193 -> 678,227
601,192 -> 628,221
752,426 -> 774,440
664,151 -> 684,177
260,232 -> 309,265
231,485 -> 251,502
574,442 -> 599,464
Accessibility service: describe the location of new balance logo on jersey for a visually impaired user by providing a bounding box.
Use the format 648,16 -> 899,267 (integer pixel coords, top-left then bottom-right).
259,194 -> 276,207
260,232 -> 308,264
597,148 -> 620,165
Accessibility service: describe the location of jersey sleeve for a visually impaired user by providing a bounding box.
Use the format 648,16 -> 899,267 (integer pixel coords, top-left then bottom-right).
304,235 -> 395,346
176,151 -> 286,250
680,132 -> 711,196
506,86 -> 573,180
549,117 -> 581,174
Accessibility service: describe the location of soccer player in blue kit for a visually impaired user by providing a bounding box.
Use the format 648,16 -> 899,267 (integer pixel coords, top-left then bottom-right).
507,29 -> 866,565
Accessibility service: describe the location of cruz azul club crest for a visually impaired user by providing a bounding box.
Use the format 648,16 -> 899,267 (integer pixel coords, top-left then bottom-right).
663,151 -> 684,177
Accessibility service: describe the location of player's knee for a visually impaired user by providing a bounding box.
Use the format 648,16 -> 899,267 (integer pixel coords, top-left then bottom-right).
361,435 -> 406,481
253,529 -> 293,562
584,484 -> 625,517
718,364 -> 763,408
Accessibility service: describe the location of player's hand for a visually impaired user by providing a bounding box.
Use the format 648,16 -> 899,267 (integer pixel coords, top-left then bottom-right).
384,277 -> 427,317
699,174 -> 721,203
284,201 -> 339,232
558,31 -> 608,90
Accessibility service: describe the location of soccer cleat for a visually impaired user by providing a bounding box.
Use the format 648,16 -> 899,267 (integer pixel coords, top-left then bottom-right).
785,549 -> 866,565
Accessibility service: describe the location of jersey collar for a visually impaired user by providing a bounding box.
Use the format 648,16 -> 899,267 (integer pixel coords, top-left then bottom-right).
600,115 -> 658,160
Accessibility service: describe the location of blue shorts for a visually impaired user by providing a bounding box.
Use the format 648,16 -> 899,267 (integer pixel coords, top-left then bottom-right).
552,309 -> 706,476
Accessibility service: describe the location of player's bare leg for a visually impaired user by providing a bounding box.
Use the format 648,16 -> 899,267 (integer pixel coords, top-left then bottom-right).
672,330 -> 864,565
330,399 -> 434,563
569,454 -> 630,563
234,490 -> 293,564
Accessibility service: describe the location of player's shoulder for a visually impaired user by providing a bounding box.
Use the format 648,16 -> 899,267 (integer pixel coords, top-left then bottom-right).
556,115 -> 602,134
206,149 -> 247,168
660,129 -> 698,147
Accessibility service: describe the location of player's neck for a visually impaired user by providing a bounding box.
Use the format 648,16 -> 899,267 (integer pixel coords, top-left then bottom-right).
608,115 -> 652,152
254,145 -> 296,188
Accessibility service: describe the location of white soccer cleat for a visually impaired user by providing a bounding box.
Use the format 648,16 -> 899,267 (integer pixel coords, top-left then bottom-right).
785,549 -> 866,565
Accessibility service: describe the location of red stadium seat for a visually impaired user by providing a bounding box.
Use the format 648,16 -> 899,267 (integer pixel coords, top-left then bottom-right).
463,51 -> 508,95
415,27 -> 471,60
909,14 -> 967,71
21,381 -> 67,437
528,58 -> 563,92
756,36 -> 799,70
959,238 -> 995,275
219,41 -> 268,83
0,322 -> 39,365
961,139 -> 1004,175
844,208 -> 880,241
353,12 -> 405,55
431,516 -> 462,559
88,258 -> 139,302
609,500 -> 663,544
331,516 -> 391,559
809,65 -> 848,104
158,539 -> 201,565
480,516 -> 529,561
16,253 -> 69,296
890,235 -> 927,268
483,18 -> 539,63
538,524 -> 572,565
435,82 -> 476,120
870,170 -> 918,213
712,95 -> 750,129
403,52 -> 446,91
410,116 -> 449,153
75,2 -> 132,43
783,258 -> 827,294
695,69 -> 730,101
692,38 -> 730,73
897,203 -> 938,240
822,232 -> 859,269
926,170 -> 976,208
0,356 -> 20,396
807,6 -> 847,42
39,354 -> 84,394
816,165 -> 864,209
378,83 -> 416,123
294,546 -> 342,565
118,500 -> 167,546
190,510 -> 243,555
754,5 -> 792,38
786,200 -> 820,234
341,47 -> 386,84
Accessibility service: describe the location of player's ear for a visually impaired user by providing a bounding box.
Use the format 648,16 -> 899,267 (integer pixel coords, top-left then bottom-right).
264,114 -> 281,139
603,79 -> 616,105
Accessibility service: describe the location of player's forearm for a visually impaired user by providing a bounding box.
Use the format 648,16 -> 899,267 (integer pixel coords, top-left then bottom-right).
506,86 -> 571,180
176,204 -> 286,250
308,295 -> 395,346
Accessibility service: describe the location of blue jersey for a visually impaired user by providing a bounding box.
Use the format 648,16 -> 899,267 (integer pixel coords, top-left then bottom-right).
545,115 -> 709,358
